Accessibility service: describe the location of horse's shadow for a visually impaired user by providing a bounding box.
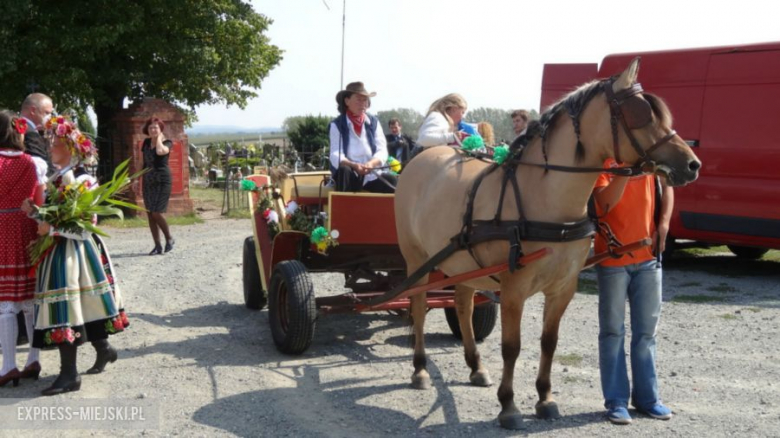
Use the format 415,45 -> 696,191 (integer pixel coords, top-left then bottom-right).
128,302 -> 604,434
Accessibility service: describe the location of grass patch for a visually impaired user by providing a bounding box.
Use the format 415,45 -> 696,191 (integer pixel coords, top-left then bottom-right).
719,313 -> 738,320
671,294 -> 727,303
577,277 -> 599,295
765,250 -> 780,261
678,245 -> 730,257
555,353 -> 583,367
226,209 -> 252,219
101,213 -> 203,228
679,281 -> 702,288
190,186 -> 225,206
708,283 -> 737,294
746,307 -> 762,313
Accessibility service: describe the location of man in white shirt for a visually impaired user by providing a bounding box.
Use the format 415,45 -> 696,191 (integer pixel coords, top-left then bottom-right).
20,93 -> 55,181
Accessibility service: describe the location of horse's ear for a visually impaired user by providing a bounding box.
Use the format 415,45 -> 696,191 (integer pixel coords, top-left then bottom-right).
613,57 -> 641,92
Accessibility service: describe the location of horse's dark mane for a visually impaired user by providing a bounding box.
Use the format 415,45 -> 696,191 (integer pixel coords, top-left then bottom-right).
511,80 -> 606,162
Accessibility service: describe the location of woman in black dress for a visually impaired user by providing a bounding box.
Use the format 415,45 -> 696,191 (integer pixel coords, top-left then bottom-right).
141,117 -> 175,255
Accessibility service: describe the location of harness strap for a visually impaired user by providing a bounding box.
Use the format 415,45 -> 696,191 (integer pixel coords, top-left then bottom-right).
471,219 -> 596,244
463,163 -> 500,236
515,161 -> 644,176
358,234 -> 465,307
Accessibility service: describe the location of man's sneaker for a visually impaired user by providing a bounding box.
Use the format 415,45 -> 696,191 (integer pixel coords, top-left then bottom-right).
637,403 -> 672,420
607,406 -> 633,425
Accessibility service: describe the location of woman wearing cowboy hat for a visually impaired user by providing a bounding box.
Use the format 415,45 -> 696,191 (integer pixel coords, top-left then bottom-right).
329,82 -> 395,193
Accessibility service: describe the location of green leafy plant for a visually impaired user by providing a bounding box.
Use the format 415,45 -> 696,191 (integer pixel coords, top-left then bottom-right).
29,159 -> 145,264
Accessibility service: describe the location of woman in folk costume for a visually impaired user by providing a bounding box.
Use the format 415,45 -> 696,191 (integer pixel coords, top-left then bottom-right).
0,111 -> 45,387
31,116 -> 128,396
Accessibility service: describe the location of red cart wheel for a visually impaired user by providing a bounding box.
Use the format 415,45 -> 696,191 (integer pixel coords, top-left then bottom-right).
269,260 -> 316,354
444,301 -> 498,342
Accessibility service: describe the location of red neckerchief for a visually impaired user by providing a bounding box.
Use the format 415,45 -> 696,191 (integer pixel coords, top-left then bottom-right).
347,111 -> 365,137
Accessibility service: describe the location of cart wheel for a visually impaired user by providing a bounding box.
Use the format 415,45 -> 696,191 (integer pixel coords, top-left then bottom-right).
242,237 -> 267,310
444,301 -> 498,342
727,245 -> 769,260
269,260 -> 316,354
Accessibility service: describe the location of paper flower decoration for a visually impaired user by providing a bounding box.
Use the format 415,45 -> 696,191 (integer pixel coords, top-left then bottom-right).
240,179 -> 258,191
310,226 -> 339,255
461,136 -> 485,152
493,145 -> 510,165
388,157 -> 402,173
310,226 -> 329,243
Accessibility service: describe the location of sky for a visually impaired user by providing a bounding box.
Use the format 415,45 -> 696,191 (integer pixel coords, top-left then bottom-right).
192,0 -> 780,129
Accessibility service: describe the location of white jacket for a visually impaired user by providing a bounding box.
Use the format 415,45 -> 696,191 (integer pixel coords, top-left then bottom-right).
416,112 -> 456,147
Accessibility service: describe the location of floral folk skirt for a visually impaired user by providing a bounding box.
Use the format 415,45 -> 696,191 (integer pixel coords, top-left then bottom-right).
32,236 -> 128,349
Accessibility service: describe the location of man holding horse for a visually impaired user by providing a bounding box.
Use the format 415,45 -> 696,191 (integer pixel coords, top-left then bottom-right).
594,162 -> 674,424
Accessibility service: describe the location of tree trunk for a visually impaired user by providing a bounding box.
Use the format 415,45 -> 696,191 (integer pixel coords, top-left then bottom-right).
94,99 -> 124,182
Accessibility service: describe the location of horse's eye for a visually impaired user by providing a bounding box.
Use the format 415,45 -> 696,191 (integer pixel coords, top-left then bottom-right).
622,96 -> 653,129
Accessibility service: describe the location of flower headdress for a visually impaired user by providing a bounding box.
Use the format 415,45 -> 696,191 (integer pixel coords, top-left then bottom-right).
12,116 -> 28,135
44,116 -> 97,162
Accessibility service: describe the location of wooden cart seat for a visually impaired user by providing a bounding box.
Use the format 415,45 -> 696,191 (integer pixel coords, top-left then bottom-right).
295,184 -> 333,200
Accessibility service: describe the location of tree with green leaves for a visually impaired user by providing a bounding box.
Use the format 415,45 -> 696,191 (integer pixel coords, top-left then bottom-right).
287,115 -> 331,167
376,108 -> 425,138
0,0 -> 282,178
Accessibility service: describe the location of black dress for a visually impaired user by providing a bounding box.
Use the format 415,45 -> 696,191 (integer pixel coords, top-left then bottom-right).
142,138 -> 173,213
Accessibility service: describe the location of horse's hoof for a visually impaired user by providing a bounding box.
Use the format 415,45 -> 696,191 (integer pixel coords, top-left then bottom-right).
535,401 -> 561,420
411,374 -> 431,390
469,369 -> 493,387
498,411 -> 525,430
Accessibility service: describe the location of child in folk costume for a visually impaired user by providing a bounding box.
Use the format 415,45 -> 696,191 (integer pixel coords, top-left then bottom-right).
29,116 -> 128,396
0,111 -> 45,387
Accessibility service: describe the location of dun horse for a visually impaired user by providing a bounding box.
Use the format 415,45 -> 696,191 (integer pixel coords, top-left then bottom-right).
394,59 -> 700,429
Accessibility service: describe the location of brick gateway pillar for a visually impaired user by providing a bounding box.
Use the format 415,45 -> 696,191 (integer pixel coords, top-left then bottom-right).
110,98 -> 194,217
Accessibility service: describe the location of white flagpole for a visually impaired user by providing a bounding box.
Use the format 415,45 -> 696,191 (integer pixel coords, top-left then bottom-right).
340,0 -> 346,89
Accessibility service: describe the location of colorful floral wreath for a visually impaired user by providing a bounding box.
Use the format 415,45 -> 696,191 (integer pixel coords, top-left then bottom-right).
44,116 -> 96,161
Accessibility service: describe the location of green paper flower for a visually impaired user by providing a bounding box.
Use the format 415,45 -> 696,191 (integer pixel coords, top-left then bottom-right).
461,136 -> 485,152
493,145 -> 510,165
311,226 -> 329,243
240,179 -> 258,191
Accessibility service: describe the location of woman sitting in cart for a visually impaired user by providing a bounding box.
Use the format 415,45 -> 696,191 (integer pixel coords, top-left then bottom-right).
328,82 -> 396,193
416,93 -> 473,148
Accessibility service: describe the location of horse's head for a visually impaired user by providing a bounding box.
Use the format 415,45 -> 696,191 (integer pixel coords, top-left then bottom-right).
607,58 -> 701,187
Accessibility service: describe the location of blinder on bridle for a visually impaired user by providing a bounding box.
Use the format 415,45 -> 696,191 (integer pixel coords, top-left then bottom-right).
605,78 -> 677,171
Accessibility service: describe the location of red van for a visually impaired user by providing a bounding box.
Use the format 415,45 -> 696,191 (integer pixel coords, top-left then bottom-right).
541,42 -> 780,259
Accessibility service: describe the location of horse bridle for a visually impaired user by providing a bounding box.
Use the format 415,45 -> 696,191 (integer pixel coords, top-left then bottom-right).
604,78 -> 677,172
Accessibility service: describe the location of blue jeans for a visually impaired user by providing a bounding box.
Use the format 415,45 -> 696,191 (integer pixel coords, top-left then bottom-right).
597,259 -> 662,410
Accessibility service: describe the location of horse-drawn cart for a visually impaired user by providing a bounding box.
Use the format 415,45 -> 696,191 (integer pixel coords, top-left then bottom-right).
241,171 -> 513,354
241,171 -> 649,355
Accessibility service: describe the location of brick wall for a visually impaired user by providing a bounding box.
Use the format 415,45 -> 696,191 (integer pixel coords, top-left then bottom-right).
110,98 -> 194,217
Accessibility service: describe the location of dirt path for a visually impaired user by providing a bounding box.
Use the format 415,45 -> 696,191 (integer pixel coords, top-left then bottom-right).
3,218 -> 779,437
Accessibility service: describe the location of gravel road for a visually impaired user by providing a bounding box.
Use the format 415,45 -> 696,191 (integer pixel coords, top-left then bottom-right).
3,217 -> 779,437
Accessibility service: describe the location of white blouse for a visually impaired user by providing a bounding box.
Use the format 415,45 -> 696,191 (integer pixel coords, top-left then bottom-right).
328,117 -> 388,184
417,112 -> 456,147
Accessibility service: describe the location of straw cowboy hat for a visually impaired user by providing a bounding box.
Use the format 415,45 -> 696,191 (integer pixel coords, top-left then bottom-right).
335,82 -> 377,105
